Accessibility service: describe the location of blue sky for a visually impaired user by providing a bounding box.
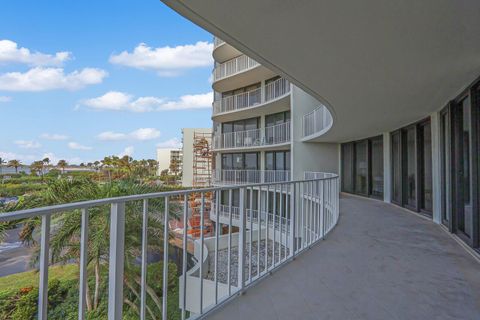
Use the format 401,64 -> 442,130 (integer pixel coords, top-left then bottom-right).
0,0 -> 213,165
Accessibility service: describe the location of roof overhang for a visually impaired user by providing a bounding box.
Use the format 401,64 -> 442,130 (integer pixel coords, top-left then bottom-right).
162,0 -> 480,142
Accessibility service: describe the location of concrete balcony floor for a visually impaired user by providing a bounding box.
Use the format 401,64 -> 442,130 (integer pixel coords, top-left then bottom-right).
207,194 -> 480,320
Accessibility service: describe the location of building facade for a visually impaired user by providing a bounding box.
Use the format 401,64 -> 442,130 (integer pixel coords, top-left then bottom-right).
181,128 -> 212,187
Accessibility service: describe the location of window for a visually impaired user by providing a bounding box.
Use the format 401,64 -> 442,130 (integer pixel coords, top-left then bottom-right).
420,122 -> 432,213
265,151 -> 291,171
222,117 -> 260,133
341,136 -> 383,198
354,141 -> 368,195
405,126 -> 417,209
341,144 -> 354,193
370,136 -> 384,198
390,118 -> 432,214
391,131 -> 402,204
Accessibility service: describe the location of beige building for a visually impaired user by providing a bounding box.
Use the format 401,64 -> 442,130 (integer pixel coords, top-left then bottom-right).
181,128 -> 212,187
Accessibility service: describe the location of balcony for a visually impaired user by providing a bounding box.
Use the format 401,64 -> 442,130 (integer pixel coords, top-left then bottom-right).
207,194 -> 480,320
213,54 -> 259,82
212,54 -> 276,92
0,174 -> 339,320
302,105 -> 333,140
213,37 -> 225,48
212,169 -> 291,185
212,77 -> 290,119
212,121 -> 290,151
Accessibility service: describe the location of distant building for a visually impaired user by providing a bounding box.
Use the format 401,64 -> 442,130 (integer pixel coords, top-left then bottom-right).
156,148 -> 173,175
169,149 -> 183,174
181,128 -> 212,187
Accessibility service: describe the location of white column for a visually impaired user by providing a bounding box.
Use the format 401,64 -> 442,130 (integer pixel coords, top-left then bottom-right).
383,132 -> 391,203
431,112 -> 442,224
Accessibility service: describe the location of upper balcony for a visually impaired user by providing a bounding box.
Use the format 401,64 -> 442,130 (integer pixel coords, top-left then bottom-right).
212,54 -> 277,92
212,77 -> 291,122
212,37 -> 242,64
212,169 -> 291,185
212,121 -> 290,151
301,104 -> 333,141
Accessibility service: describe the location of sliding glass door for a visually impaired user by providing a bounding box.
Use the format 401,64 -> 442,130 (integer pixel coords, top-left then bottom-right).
390,118 -> 432,215
341,136 -> 383,199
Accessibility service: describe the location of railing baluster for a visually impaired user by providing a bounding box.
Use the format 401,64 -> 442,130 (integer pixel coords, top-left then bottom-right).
228,189 -> 232,295
162,197 -> 169,320
265,185 -> 270,273
290,183 -> 296,258
279,183 -> 284,261
140,200 -> 148,320
257,185 -> 261,277
108,202 -> 125,320
238,188 -> 246,292
79,209 -> 89,320
272,184 -> 277,268
248,187 -> 253,283
214,191 -> 220,305
199,193 -> 205,314
181,195 -> 188,320
38,213 -> 51,320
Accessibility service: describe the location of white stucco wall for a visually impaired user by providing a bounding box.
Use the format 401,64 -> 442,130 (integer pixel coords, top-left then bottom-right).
290,86 -> 339,180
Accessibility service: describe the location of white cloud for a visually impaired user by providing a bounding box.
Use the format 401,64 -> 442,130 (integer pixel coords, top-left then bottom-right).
14,140 -> 41,149
159,92 -> 213,110
119,146 -> 134,157
109,41 -> 213,76
0,96 -> 12,103
97,128 -> 161,141
68,142 -> 92,150
81,91 -> 212,112
0,151 -> 83,165
0,151 -> 36,163
0,67 -> 108,92
40,133 -> 69,141
156,138 -> 182,149
0,39 -> 71,66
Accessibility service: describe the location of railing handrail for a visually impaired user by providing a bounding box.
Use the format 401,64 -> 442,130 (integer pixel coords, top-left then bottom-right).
302,105 -> 333,138
213,121 -> 291,150
213,54 -> 260,82
0,172 -> 339,320
0,175 -> 337,221
213,77 -> 290,115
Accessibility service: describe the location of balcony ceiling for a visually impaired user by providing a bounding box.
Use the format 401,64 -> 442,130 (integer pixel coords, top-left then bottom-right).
162,0 -> 480,142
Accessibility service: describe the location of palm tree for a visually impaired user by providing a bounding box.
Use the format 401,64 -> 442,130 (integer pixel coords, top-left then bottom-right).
30,160 -> 45,179
7,159 -> 21,173
57,160 -> 68,173
12,178 -> 176,316
0,157 -> 6,174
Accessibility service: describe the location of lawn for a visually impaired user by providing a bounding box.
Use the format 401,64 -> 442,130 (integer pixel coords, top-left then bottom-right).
0,264 -> 78,293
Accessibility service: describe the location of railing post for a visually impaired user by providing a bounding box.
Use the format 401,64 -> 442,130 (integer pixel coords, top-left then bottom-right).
79,209 -> 89,320
38,213 -> 51,320
290,182 -> 296,259
321,181 -> 326,239
238,188 -> 246,292
108,202 -> 125,320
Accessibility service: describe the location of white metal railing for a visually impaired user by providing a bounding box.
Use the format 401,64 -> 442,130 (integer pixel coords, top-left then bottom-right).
213,54 -> 260,82
213,121 -> 290,150
213,77 -> 290,115
212,169 -> 291,185
213,37 -> 225,48
0,174 -> 339,320
302,105 -> 333,137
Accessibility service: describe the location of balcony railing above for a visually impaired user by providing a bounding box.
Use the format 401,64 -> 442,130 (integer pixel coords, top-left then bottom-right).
213,121 -> 291,150
213,54 -> 260,82
302,105 -> 333,138
213,77 -> 290,115
212,169 -> 291,185
213,37 -> 225,48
